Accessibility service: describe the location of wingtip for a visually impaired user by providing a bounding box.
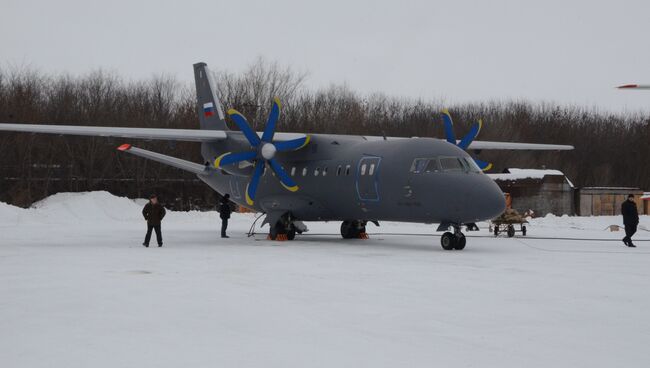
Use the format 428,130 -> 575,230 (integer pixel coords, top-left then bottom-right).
117,144 -> 131,151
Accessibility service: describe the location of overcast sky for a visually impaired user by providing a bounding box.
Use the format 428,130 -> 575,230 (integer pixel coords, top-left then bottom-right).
2,0 -> 650,113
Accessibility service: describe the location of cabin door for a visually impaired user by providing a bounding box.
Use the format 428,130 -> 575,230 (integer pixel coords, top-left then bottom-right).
356,156 -> 381,202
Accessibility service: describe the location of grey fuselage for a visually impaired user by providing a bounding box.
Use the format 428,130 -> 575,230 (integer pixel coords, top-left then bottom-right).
195,133 -> 505,225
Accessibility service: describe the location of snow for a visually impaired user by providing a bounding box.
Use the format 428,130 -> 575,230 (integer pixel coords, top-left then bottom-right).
2,192 -> 650,367
488,167 -> 569,181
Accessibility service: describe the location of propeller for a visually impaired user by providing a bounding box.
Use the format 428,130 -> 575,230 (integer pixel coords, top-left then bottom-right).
214,97 -> 310,206
440,109 -> 493,171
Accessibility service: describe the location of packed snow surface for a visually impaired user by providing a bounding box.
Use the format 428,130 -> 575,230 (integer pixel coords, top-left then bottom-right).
2,191 -> 650,367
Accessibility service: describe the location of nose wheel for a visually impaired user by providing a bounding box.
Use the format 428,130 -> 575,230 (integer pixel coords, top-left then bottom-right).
440,226 -> 466,250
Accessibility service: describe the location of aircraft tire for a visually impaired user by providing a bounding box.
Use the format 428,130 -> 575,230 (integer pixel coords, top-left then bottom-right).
340,221 -> 355,239
441,232 -> 456,250
287,229 -> 296,241
454,234 -> 466,250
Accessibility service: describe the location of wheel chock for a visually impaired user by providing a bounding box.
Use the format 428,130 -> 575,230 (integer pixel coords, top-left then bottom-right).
267,234 -> 288,241
358,232 -> 369,240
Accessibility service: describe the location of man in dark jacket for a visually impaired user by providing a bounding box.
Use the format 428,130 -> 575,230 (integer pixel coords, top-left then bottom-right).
621,194 -> 639,248
219,194 -> 232,238
142,194 -> 166,247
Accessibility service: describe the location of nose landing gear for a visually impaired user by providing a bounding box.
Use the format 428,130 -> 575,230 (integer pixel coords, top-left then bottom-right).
440,225 -> 466,250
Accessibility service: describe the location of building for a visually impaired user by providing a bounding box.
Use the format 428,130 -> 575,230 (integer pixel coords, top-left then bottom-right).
489,169 -> 575,216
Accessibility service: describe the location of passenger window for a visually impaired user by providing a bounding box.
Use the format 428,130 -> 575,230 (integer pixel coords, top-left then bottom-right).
323,167 -> 328,176
314,167 -> 320,176
440,157 -> 465,172
302,167 -> 307,176
291,167 -> 296,176
369,164 -> 375,175
425,159 -> 439,173
360,164 -> 367,175
345,165 -> 351,175
410,158 -> 428,174
336,165 -> 342,176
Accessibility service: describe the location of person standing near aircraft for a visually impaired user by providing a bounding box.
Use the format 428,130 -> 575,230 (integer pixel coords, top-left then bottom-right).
621,194 -> 639,247
142,194 -> 166,247
219,194 -> 232,238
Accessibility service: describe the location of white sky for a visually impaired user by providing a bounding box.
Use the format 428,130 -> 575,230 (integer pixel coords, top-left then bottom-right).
2,0 -> 650,113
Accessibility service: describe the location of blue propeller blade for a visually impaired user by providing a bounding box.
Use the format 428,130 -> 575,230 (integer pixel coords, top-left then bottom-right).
441,109 -> 456,144
473,158 -> 493,172
261,97 -> 281,142
268,159 -> 299,192
457,120 -> 483,150
245,161 -> 265,205
273,135 -> 311,152
228,109 -> 261,147
214,150 -> 257,168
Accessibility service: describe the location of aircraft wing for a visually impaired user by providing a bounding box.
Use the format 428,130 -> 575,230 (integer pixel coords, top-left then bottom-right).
0,123 -> 227,142
0,123 -> 310,143
117,144 -> 208,175
467,141 -> 574,150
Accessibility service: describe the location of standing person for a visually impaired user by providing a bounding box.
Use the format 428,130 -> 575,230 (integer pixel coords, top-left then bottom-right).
142,194 -> 166,247
219,194 -> 232,238
621,194 -> 639,248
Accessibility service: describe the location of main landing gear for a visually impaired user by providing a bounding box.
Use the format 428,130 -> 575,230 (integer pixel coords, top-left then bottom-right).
340,220 -> 369,239
440,225 -> 466,251
268,214 -> 301,241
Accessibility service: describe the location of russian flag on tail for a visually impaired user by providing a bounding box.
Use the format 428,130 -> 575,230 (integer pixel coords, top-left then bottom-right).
203,102 -> 215,117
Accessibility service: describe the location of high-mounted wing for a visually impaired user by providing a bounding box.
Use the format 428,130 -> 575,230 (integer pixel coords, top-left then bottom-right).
0,123 -> 227,142
467,141 -> 574,150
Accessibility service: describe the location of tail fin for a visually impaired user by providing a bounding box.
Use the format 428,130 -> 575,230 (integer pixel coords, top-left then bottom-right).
193,62 -> 228,130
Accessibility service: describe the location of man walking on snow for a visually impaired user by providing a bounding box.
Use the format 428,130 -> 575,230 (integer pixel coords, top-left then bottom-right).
621,194 -> 639,248
219,194 -> 232,238
142,194 -> 166,247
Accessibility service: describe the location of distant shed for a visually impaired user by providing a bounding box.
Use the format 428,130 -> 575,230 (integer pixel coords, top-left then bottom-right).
488,168 -> 575,216
577,187 -> 644,216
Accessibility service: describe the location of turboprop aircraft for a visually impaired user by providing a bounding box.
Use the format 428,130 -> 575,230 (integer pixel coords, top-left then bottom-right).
0,62 -> 573,250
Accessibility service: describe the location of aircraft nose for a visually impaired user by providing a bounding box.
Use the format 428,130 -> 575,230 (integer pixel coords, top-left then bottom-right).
473,175 -> 506,221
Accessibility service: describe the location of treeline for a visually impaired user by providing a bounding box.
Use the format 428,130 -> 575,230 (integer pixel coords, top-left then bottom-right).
0,59 -> 648,208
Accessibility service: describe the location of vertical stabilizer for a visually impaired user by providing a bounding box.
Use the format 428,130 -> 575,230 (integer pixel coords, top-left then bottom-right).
193,62 -> 228,130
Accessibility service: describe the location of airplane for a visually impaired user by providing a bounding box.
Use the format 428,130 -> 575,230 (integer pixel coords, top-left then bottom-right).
618,84 -> 650,90
0,62 -> 573,250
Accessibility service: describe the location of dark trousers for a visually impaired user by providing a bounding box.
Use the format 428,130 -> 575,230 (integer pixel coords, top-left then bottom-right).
221,218 -> 228,237
144,224 -> 163,245
624,223 -> 637,242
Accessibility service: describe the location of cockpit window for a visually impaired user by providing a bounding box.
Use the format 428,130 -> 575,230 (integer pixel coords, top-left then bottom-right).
463,158 -> 482,173
424,159 -> 440,173
410,159 -> 428,174
439,157 -> 465,172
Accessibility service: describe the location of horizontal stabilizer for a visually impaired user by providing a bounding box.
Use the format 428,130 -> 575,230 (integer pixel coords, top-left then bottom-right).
467,141 -> 574,150
117,144 -> 209,175
0,123 -> 227,142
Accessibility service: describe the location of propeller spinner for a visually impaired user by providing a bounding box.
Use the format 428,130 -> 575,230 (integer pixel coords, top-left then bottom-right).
440,109 -> 493,171
214,97 -> 310,205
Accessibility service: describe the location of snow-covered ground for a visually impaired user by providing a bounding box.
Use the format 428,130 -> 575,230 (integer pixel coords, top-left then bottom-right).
1,191 -> 649,367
